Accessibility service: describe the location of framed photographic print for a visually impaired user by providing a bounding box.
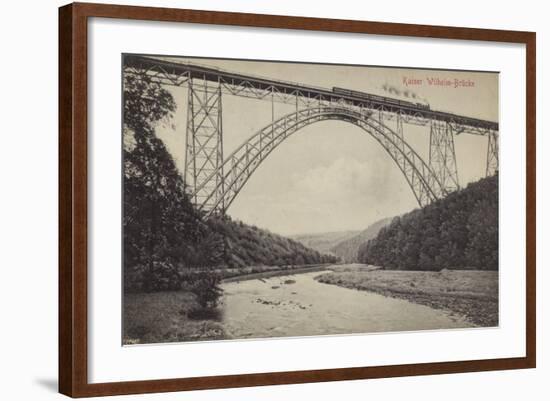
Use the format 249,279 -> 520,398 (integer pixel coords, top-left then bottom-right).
59,2 -> 536,397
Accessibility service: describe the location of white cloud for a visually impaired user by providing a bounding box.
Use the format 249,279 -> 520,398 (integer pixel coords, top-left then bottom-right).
229,155 -> 418,236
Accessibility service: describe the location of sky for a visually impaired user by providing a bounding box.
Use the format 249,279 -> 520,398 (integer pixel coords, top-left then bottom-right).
146,55 -> 498,236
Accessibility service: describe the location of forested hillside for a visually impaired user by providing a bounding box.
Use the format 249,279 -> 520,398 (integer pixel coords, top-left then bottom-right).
123,68 -> 335,293
208,217 -> 338,269
357,175 -> 498,271
330,217 -> 393,262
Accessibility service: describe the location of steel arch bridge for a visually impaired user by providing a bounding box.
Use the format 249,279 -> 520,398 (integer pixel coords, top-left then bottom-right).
124,55 -> 499,216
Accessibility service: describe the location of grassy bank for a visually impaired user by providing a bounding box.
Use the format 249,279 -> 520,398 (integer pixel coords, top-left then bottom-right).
123,290 -> 226,344
316,266 -> 498,327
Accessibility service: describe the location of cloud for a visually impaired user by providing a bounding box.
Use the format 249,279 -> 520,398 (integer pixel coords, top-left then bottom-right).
291,157 -> 384,201
229,156 -> 417,236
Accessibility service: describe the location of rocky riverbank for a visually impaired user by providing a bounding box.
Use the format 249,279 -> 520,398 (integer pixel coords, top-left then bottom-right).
316,266 -> 498,327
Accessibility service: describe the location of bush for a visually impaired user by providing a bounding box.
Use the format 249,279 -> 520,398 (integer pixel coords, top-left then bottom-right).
124,264 -> 148,292
188,270 -> 223,309
141,261 -> 181,292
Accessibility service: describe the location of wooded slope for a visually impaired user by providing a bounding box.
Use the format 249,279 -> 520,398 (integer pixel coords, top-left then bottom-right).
358,175 -> 498,271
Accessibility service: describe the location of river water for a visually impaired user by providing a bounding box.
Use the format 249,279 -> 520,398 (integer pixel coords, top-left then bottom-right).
220,270 -> 473,339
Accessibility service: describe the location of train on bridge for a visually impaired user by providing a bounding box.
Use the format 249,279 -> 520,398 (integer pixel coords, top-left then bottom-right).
332,87 -> 430,111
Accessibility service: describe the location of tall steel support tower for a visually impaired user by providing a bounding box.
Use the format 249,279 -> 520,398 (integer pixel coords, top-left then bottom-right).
184,78 -> 225,213
429,120 -> 460,193
486,130 -> 499,176
395,112 -> 404,146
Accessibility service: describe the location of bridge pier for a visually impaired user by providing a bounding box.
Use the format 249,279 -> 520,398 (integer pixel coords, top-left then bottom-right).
429,121 -> 460,193
486,130 -> 499,176
184,78 -> 225,214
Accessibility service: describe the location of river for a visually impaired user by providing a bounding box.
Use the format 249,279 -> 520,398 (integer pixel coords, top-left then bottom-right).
220,270 -> 473,339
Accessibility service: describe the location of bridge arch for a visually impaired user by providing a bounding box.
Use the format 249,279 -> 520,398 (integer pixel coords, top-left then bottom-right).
192,106 -> 447,216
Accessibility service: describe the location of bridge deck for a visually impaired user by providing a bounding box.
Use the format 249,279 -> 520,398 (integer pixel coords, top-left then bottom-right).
124,55 -> 498,132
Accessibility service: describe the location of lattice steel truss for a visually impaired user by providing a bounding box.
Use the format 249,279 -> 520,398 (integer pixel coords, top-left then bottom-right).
195,107 -> 446,215
184,78 -> 225,212
123,55 -> 500,216
429,120 -> 460,193
486,130 -> 499,176
123,55 -> 498,135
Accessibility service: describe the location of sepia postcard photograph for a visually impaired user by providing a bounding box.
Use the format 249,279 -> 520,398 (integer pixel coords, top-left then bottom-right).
122,54 -> 499,345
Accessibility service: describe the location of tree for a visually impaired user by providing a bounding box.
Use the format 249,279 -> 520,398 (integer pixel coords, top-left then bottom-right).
123,68 -> 207,291
465,198 -> 498,270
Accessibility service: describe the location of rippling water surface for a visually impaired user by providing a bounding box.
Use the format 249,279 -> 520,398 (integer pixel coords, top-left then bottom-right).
220,270 -> 473,339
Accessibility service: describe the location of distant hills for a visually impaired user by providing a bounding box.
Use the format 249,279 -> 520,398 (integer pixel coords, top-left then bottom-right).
291,217 -> 393,263
330,217 -> 393,262
291,231 -> 360,254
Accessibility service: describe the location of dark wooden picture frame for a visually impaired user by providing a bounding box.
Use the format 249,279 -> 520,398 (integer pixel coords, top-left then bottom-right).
59,2 -> 536,397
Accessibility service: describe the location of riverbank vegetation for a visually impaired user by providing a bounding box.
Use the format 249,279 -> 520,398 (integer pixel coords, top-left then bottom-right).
358,175 -> 498,271
123,290 -> 226,344
316,266 -> 498,326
